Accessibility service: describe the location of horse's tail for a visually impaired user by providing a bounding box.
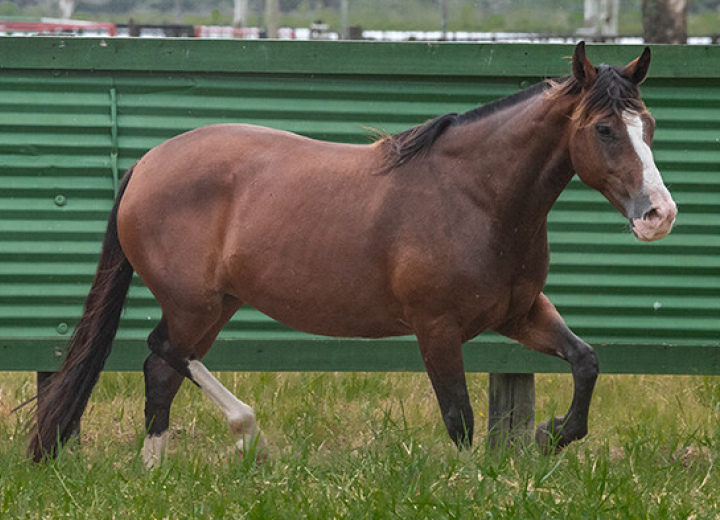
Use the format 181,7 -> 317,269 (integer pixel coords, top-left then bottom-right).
28,167 -> 136,462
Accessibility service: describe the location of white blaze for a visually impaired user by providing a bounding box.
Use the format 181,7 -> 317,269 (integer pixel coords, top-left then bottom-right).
623,111 -> 664,193
622,110 -> 677,241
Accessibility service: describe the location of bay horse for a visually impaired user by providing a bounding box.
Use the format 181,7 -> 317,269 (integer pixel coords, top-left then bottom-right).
29,42 -> 677,465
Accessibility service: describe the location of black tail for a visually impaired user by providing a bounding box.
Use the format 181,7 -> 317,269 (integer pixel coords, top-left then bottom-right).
28,167 -> 136,462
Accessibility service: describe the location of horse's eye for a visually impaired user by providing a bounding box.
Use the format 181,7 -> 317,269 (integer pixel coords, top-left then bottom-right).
595,124 -> 613,139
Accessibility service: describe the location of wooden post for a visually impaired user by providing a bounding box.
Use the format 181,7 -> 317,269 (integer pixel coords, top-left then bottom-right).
233,0 -> 248,28
487,373 -> 535,450
439,0 -> 448,41
265,0 -> 279,39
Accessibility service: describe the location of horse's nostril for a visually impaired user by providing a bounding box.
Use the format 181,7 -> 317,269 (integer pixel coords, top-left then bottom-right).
643,208 -> 660,221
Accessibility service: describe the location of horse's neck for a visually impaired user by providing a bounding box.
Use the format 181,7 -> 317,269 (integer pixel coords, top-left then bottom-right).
439,92 -> 577,226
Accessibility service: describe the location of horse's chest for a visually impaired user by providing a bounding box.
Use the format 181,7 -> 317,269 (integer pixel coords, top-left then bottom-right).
447,236 -> 549,335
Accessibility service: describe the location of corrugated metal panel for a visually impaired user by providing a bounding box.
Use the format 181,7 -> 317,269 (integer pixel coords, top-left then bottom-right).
0,39 -> 718,373
0,72 -> 115,346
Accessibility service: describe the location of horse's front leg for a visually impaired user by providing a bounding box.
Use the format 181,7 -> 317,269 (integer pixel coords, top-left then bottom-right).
415,318 -> 474,448
497,293 -> 599,452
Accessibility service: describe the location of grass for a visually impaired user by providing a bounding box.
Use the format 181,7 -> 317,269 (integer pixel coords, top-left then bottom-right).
1,371 -> 719,518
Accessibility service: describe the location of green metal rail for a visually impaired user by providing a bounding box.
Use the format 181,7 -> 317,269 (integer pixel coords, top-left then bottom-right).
0,38 -> 718,374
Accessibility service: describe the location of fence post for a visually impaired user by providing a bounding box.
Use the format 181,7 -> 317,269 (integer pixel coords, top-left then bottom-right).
487,373 -> 535,450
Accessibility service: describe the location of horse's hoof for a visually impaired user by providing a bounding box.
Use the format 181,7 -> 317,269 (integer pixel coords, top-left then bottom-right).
236,432 -> 268,463
535,417 -> 565,455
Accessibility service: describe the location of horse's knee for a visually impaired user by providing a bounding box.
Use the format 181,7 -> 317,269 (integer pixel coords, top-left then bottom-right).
579,346 -> 599,381
568,342 -> 599,381
146,321 -> 194,380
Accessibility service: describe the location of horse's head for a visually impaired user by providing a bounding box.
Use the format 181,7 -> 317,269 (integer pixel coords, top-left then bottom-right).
567,42 -> 677,242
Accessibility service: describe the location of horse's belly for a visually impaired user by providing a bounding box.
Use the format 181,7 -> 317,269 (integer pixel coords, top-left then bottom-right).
244,286 -> 409,339
222,246 -> 408,338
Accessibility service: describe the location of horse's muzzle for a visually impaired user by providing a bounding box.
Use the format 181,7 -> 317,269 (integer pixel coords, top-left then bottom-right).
630,192 -> 677,242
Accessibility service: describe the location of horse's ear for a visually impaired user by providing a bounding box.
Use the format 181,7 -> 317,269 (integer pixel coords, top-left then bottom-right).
624,46 -> 651,85
572,41 -> 597,89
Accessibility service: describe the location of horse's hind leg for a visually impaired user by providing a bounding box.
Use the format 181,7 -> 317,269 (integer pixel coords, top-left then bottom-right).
497,293 -> 599,453
141,352 -> 183,467
184,359 -> 265,459
142,298 -> 265,466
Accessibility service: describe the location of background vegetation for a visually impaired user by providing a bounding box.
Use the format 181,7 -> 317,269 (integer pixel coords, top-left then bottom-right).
1,371 -> 719,518
0,0 -> 718,36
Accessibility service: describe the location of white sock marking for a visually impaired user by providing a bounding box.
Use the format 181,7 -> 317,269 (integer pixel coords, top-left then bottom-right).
142,431 -> 170,468
187,360 -> 265,456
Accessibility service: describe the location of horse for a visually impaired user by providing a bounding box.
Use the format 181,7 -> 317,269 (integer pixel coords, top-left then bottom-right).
29,42 -> 677,465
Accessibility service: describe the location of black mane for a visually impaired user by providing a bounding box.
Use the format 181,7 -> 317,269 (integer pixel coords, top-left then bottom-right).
381,65 -> 645,171
455,80 -> 554,125
381,80 -> 554,171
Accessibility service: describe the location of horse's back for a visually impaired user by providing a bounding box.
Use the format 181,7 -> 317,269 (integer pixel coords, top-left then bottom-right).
128,123 -> 384,198
116,124 -> 408,337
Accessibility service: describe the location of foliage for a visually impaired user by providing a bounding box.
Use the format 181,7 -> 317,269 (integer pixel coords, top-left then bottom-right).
1,371 -> 719,518
2,0 -> 718,36
689,11 -> 720,34
0,2 -> 20,16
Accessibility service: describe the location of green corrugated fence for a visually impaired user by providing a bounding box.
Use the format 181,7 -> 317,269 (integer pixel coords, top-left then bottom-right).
0,38 -> 718,373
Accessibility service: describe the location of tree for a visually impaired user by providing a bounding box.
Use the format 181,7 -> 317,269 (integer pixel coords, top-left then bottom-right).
641,0 -> 687,43
59,0 -> 75,18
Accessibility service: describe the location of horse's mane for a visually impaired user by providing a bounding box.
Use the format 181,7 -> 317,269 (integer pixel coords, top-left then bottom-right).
380,81 -> 552,171
381,65 -> 646,172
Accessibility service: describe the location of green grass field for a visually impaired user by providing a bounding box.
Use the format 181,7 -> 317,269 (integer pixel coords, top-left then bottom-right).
1,371 -> 719,518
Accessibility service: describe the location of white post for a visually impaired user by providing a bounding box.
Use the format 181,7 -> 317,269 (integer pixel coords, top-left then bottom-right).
600,0 -> 619,38
265,0 -> 279,38
584,0 -> 599,31
440,0 -> 448,40
234,0 -> 248,28
340,0 -> 349,39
